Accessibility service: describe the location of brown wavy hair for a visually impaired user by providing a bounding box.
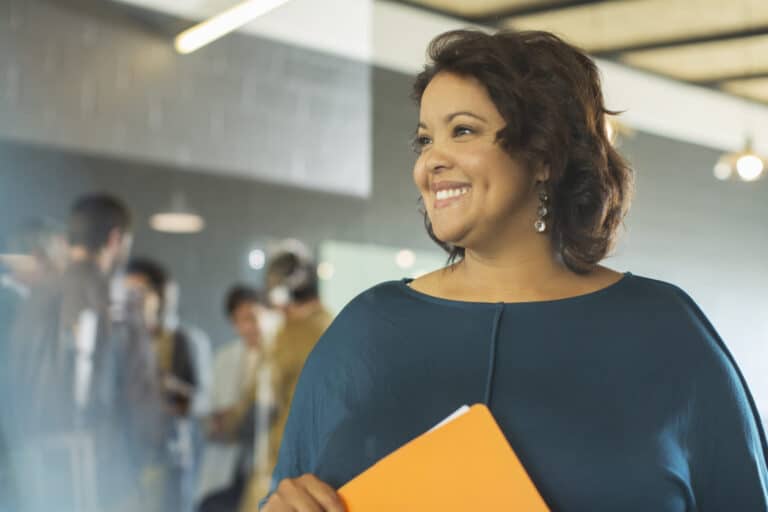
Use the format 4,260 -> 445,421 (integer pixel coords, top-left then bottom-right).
412,29 -> 634,274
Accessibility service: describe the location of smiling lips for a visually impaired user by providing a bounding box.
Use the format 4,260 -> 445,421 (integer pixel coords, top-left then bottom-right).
432,182 -> 471,209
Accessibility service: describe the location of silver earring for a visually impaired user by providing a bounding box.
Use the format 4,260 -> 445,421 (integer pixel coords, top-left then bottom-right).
534,187 -> 549,233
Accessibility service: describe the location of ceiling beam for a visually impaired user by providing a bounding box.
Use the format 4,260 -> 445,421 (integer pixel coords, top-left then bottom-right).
593,26 -> 768,58
474,0 -> 613,24
696,72 -> 768,87
385,0 -> 610,25
383,0 -> 477,23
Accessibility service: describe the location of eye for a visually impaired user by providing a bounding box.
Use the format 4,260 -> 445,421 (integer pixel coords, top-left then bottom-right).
453,125 -> 474,137
411,134 -> 432,154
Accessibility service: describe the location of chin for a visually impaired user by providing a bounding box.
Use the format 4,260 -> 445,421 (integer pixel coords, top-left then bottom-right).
431,224 -> 468,247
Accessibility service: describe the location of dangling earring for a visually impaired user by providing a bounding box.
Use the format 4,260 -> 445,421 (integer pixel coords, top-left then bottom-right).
534,184 -> 549,234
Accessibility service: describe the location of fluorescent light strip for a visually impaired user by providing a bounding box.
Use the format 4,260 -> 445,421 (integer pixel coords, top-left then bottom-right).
175,0 -> 292,54
150,213 -> 205,233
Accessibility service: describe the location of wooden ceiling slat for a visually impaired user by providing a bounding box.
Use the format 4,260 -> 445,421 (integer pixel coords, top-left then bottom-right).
392,0 -> 602,20
621,34 -> 768,82
722,77 -> 768,102
593,26 -> 768,57
505,0 -> 768,53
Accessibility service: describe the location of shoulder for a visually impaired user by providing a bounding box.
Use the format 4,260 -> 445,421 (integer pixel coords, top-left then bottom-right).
303,281 -> 411,362
616,273 -> 711,328
621,273 -> 737,366
352,279 -> 413,305
330,280 -> 412,326
181,325 -> 211,348
602,272 -> 700,313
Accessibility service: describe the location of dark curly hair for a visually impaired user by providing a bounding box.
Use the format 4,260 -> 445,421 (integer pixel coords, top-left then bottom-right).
224,284 -> 263,317
126,257 -> 169,303
69,194 -> 132,252
412,29 -> 634,274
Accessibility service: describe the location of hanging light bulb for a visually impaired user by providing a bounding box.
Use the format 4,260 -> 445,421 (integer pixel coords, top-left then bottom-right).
150,192 -> 205,234
736,154 -> 764,181
713,160 -> 733,181
713,137 -> 766,182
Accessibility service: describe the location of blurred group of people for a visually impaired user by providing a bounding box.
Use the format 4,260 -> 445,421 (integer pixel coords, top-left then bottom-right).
0,193 -> 332,512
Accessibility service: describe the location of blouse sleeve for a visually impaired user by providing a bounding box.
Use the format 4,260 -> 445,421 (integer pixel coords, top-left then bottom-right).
259,298 -> 373,508
680,291 -> 768,510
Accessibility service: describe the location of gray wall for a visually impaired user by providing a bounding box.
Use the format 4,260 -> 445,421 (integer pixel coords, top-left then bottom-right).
0,0 -> 370,197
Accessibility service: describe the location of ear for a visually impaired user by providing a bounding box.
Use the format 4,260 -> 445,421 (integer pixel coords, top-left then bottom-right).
534,163 -> 551,184
106,227 -> 123,250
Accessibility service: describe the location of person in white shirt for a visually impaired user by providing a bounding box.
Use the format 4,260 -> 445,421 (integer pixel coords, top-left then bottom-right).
196,285 -> 272,512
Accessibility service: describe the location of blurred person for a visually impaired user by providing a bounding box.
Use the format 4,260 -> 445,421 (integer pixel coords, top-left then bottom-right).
0,218 -> 66,511
125,257 -> 204,512
197,285 -> 270,512
11,194 -> 133,429
0,218 -> 67,374
0,426 -> 17,512
261,30 -> 767,511
0,217 -> 67,295
240,241 -> 332,511
163,280 -> 215,511
265,241 -> 333,465
163,280 -> 214,419
9,194 -> 143,511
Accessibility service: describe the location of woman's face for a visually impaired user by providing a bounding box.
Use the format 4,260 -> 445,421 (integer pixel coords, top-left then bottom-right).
124,273 -> 162,331
413,72 -> 544,251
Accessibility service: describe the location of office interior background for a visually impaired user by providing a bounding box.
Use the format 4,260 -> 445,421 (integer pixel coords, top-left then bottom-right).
1,0 -> 767,510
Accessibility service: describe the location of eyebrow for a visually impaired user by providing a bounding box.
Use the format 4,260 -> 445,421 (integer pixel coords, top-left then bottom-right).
417,111 -> 488,129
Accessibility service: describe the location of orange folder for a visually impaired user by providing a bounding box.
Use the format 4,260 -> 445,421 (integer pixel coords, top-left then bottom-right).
338,403 -> 550,511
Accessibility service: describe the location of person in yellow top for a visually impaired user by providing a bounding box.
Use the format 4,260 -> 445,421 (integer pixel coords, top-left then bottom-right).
239,241 -> 332,511
124,258 -> 201,512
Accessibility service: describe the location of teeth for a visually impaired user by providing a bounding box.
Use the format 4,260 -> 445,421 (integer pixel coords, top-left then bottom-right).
436,187 -> 470,201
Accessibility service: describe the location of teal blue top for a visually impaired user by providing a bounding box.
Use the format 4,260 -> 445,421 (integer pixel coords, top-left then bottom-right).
265,273 -> 768,511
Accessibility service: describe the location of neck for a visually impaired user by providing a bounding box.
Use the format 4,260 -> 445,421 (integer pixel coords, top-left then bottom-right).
454,230 -> 573,301
69,246 -> 111,275
286,298 -> 322,320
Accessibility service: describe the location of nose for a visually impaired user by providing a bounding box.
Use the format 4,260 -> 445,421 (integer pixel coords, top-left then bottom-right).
423,141 -> 453,174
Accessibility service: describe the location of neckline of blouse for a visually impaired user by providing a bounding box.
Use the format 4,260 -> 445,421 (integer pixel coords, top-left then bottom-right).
398,271 -> 633,309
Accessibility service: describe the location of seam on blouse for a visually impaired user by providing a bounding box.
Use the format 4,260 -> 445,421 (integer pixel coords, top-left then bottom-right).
483,303 -> 505,406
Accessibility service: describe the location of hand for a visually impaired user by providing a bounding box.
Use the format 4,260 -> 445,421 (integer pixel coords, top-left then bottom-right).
206,411 -> 230,439
262,474 -> 346,512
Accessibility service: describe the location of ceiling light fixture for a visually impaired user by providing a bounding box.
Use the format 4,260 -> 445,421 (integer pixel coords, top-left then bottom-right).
713,137 -> 766,182
174,0 -> 293,54
249,249 -> 266,270
150,192 -> 206,234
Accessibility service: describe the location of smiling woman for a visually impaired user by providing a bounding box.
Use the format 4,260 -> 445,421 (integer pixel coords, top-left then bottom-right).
260,30 -> 768,512
412,30 -> 633,275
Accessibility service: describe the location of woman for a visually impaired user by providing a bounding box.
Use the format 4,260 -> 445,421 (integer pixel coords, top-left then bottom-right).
261,30 -> 768,511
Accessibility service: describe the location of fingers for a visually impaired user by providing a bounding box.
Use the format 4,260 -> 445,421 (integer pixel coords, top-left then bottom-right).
263,474 -> 346,512
298,474 -> 346,512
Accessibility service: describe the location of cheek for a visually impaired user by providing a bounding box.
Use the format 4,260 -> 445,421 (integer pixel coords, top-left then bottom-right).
413,159 -> 429,191
412,162 -> 424,192
413,162 -> 434,217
